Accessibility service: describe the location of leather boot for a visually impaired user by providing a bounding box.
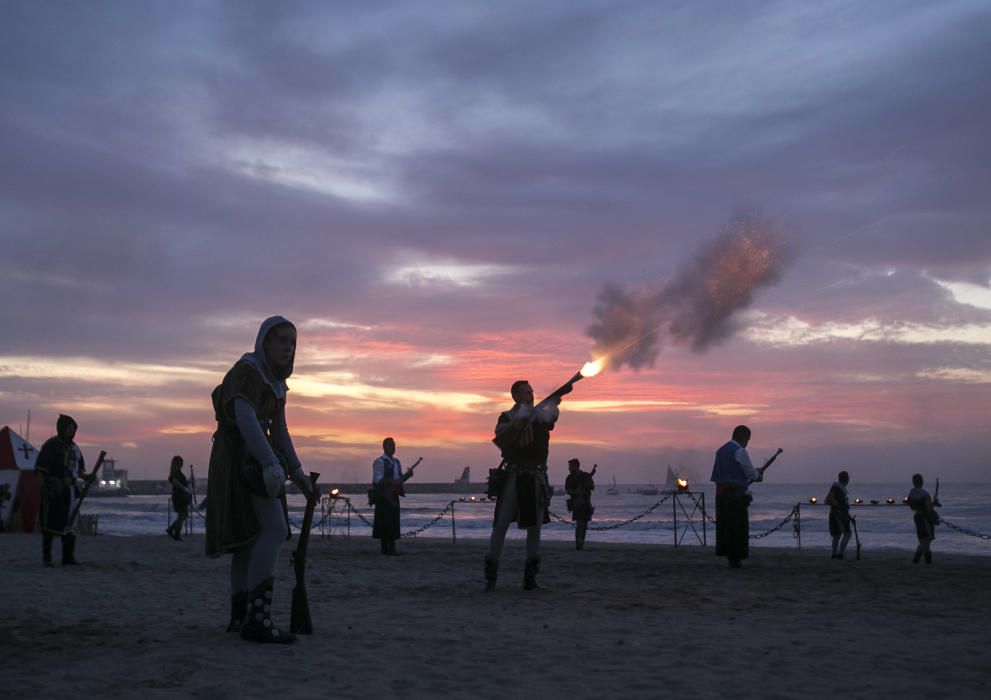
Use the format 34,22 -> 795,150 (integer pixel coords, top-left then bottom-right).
61,533 -> 78,565
226,592 -> 247,633
42,533 -> 54,567
483,557 -> 498,592
523,557 -> 541,591
240,577 -> 295,644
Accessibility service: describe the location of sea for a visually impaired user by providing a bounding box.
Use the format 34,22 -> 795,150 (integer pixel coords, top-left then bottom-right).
78,482 -> 991,556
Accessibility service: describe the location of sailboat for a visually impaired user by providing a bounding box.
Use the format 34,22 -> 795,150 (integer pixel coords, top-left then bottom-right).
606,475 -> 619,496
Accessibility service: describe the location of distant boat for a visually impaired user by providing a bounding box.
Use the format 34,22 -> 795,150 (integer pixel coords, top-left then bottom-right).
454,466 -> 470,484
606,476 -> 619,496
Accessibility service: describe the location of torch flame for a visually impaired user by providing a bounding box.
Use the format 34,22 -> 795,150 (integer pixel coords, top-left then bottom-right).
580,357 -> 606,378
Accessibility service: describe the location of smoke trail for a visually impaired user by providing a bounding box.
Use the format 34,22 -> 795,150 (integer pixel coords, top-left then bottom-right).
586,211 -> 795,370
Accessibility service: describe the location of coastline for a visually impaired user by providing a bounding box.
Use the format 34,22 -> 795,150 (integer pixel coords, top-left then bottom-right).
3,534 -> 989,698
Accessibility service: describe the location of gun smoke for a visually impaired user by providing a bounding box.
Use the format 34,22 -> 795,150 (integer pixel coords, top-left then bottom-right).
586,211 -> 795,370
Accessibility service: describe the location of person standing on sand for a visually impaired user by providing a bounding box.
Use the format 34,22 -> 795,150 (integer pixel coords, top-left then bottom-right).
564,458 -> 596,550
825,470 -> 852,559
35,414 -> 86,567
372,437 -> 411,555
907,473 -> 940,564
485,379 -> 570,591
710,425 -> 765,569
205,316 -> 314,644
166,455 -> 192,541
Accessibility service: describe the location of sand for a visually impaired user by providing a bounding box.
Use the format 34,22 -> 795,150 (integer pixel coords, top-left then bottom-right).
2,533 -> 989,699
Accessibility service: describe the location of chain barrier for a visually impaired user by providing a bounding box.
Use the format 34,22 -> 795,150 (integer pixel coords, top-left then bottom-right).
549,493 -> 674,531
401,501 -> 456,538
749,505 -> 800,539
939,518 -> 991,540
343,500 -> 455,538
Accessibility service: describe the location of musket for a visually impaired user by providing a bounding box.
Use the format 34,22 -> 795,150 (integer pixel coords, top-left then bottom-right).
290,471 -> 320,635
851,515 -> 861,560
66,450 -> 106,529
756,448 -> 783,479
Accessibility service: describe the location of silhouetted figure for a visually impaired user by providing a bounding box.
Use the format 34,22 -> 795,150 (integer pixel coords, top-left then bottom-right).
205,316 -> 314,644
907,473 -> 940,564
35,414 -> 85,567
166,455 -> 192,541
710,425 -> 763,569
825,471 -> 852,559
485,379 -> 569,591
372,437 -> 410,555
565,458 -> 596,550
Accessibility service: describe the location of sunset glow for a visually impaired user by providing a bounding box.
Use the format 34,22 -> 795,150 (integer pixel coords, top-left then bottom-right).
1,2 -> 987,484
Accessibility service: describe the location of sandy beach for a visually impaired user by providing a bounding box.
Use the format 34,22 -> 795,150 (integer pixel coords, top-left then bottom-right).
2,533 -> 989,699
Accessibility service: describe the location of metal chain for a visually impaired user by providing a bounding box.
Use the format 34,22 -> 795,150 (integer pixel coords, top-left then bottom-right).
345,500 -> 455,537
749,505 -> 800,539
549,493 -> 675,531
939,518 -> 991,540
401,501 -> 455,538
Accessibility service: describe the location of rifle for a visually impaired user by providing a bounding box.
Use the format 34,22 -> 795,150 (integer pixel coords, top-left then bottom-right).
375,457 -> 423,506
851,515 -> 861,560
66,450 -> 106,529
189,464 -> 199,510
290,471 -> 320,635
756,448 -> 783,480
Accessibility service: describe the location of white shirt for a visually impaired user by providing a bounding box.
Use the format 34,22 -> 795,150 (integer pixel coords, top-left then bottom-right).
733,441 -> 760,482
373,454 -> 402,485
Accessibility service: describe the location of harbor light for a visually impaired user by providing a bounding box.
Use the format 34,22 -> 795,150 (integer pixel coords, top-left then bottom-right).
886,497 -> 895,504
854,498 -> 863,504
676,478 -> 689,492
808,497 -> 817,504
330,488 -> 340,499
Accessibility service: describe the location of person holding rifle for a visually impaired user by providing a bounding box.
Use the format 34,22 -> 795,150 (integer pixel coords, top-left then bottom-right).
907,473 -> 940,564
565,458 -> 596,550
206,316 -> 314,644
166,455 -> 192,541
485,379 -> 571,591
35,414 -> 86,567
372,437 -> 416,555
825,471 -> 853,560
710,425 -> 779,569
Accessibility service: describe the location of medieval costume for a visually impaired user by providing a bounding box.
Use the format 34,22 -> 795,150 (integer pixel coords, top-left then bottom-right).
826,478 -> 851,559
710,438 -> 760,568
167,457 -> 191,541
485,394 -> 558,591
35,414 -> 84,567
206,316 -> 311,643
907,477 -> 938,564
565,459 -> 595,550
372,449 -> 404,554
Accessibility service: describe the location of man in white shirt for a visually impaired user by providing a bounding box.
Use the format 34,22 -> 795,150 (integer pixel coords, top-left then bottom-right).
710,425 -> 762,569
372,437 -> 404,555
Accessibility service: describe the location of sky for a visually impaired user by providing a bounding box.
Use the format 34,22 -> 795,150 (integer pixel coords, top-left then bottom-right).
1,0 -> 989,484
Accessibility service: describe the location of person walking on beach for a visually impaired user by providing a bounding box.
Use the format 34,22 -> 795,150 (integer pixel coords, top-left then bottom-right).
372,437 -> 414,555
710,425 -> 765,569
35,414 -> 86,567
825,470 -> 852,559
166,455 -> 192,541
205,316 -> 314,644
485,379 -> 569,591
907,473 -> 940,564
565,458 -> 596,550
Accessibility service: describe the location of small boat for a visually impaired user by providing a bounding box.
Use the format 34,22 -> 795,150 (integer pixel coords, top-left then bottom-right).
606,476 -> 619,496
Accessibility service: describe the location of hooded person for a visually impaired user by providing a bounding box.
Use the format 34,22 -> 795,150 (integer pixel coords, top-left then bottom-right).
206,316 -> 314,644
35,414 -> 85,566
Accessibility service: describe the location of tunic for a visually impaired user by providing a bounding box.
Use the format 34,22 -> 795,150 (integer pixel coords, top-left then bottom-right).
205,360 -> 282,558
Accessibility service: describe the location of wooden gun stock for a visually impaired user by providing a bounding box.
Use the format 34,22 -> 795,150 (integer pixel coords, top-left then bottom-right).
66,450 -> 106,528
290,471 -> 320,635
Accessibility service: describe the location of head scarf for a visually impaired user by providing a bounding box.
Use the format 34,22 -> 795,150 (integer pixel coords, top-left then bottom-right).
240,316 -> 296,401
56,413 -> 78,442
